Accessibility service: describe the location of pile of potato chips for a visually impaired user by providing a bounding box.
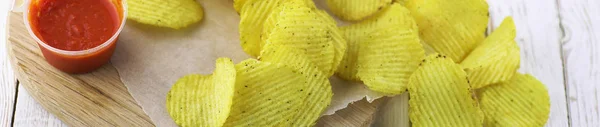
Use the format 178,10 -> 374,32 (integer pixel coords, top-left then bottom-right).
167,0 -> 338,126
161,0 -> 551,126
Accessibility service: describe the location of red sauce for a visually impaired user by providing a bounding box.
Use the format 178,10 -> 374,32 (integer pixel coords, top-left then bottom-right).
32,0 -> 119,51
28,0 -> 124,73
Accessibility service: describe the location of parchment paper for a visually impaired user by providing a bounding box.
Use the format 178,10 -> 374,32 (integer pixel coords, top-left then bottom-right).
111,0 -> 384,126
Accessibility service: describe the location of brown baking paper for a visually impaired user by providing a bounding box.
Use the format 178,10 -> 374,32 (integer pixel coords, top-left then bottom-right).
111,0 -> 385,126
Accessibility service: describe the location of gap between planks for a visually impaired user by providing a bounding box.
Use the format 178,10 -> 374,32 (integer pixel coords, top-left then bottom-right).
12,81 -> 68,127
558,0 -> 600,126
10,80 -> 18,127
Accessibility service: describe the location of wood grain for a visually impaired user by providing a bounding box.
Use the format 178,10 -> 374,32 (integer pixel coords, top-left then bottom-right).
558,0 -> 600,126
13,85 -> 67,127
7,12 -> 154,127
486,0 -> 569,126
316,98 -> 383,127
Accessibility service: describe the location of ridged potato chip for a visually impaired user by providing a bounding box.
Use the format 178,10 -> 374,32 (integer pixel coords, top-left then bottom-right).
356,4 -> 424,95
338,3 -> 411,81
224,59 -> 309,126
233,0 -> 248,13
259,44 -> 333,126
316,10 -> 347,78
128,0 -> 203,29
393,0 -> 406,5
337,4 -> 424,95
477,73 -> 550,127
235,0 -> 315,14
263,1 -> 338,76
239,0 -> 287,57
461,17 -> 520,89
261,0 -> 314,51
337,26 -> 362,81
408,54 -> 484,127
405,0 -> 489,62
166,58 -> 236,127
326,0 -> 392,21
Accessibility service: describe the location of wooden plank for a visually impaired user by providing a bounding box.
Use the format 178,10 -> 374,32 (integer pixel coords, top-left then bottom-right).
1,0 -> 17,126
1,38 -> 17,127
486,0 -> 569,126
7,12 -> 154,127
13,85 -> 67,127
0,55 -> 16,127
558,0 -> 600,126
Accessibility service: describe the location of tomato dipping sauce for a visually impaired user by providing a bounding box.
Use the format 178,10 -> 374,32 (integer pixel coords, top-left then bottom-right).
26,0 -> 125,73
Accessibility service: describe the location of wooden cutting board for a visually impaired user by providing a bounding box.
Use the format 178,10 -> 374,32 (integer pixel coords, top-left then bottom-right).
6,11 -> 382,127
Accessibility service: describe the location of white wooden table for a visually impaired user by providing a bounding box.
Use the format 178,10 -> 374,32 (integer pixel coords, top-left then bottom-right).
1,0 -> 599,127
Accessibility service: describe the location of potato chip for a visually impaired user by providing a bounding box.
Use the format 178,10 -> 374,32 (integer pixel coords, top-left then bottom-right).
128,0 -> 203,29
393,0 -> 406,5
233,0 -> 248,13
337,4 -> 424,94
408,54 -> 484,127
300,0 -> 318,9
326,0 -> 393,21
260,4 -> 282,47
166,58 -> 236,127
477,73 -> 550,127
338,3 -> 409,81
336,27 -> 362,81
224,59 -> 309,126
461,17 -> 520,89
356,4 -> 424,95
405,0 -> 488,62
259,44 -> 333,126
263,1 -> 338,76
316,10 -> 347,77
239,0 -> 287,57
236,0 -> 315,14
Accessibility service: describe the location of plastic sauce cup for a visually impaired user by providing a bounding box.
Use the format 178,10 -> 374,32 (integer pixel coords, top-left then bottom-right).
22,0 -> 127,73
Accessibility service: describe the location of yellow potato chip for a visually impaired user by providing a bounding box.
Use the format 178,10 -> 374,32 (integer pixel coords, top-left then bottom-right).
166,58 -> 236,127
236,0 -> 315,14
260,1 -> 285,51
405,0 -> 489,62
128,0 -> 203,29
316,10 -> 347,77
326,0 -> 393,21
337,4 -> 424,93
224,59 -> 308,126
258,44 -> 333,126
356,4 -> 424,95
393,0 -> 406,5
338,3 -> 407,81
233,0 -> 248,13
263,1 -> 338,76
239,0 -> 287,57
239,0 -> 318,57
461,17 -> 520,89
408,54 -> 484,127
337,27 -> 362,81
477,73 -> 550,127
